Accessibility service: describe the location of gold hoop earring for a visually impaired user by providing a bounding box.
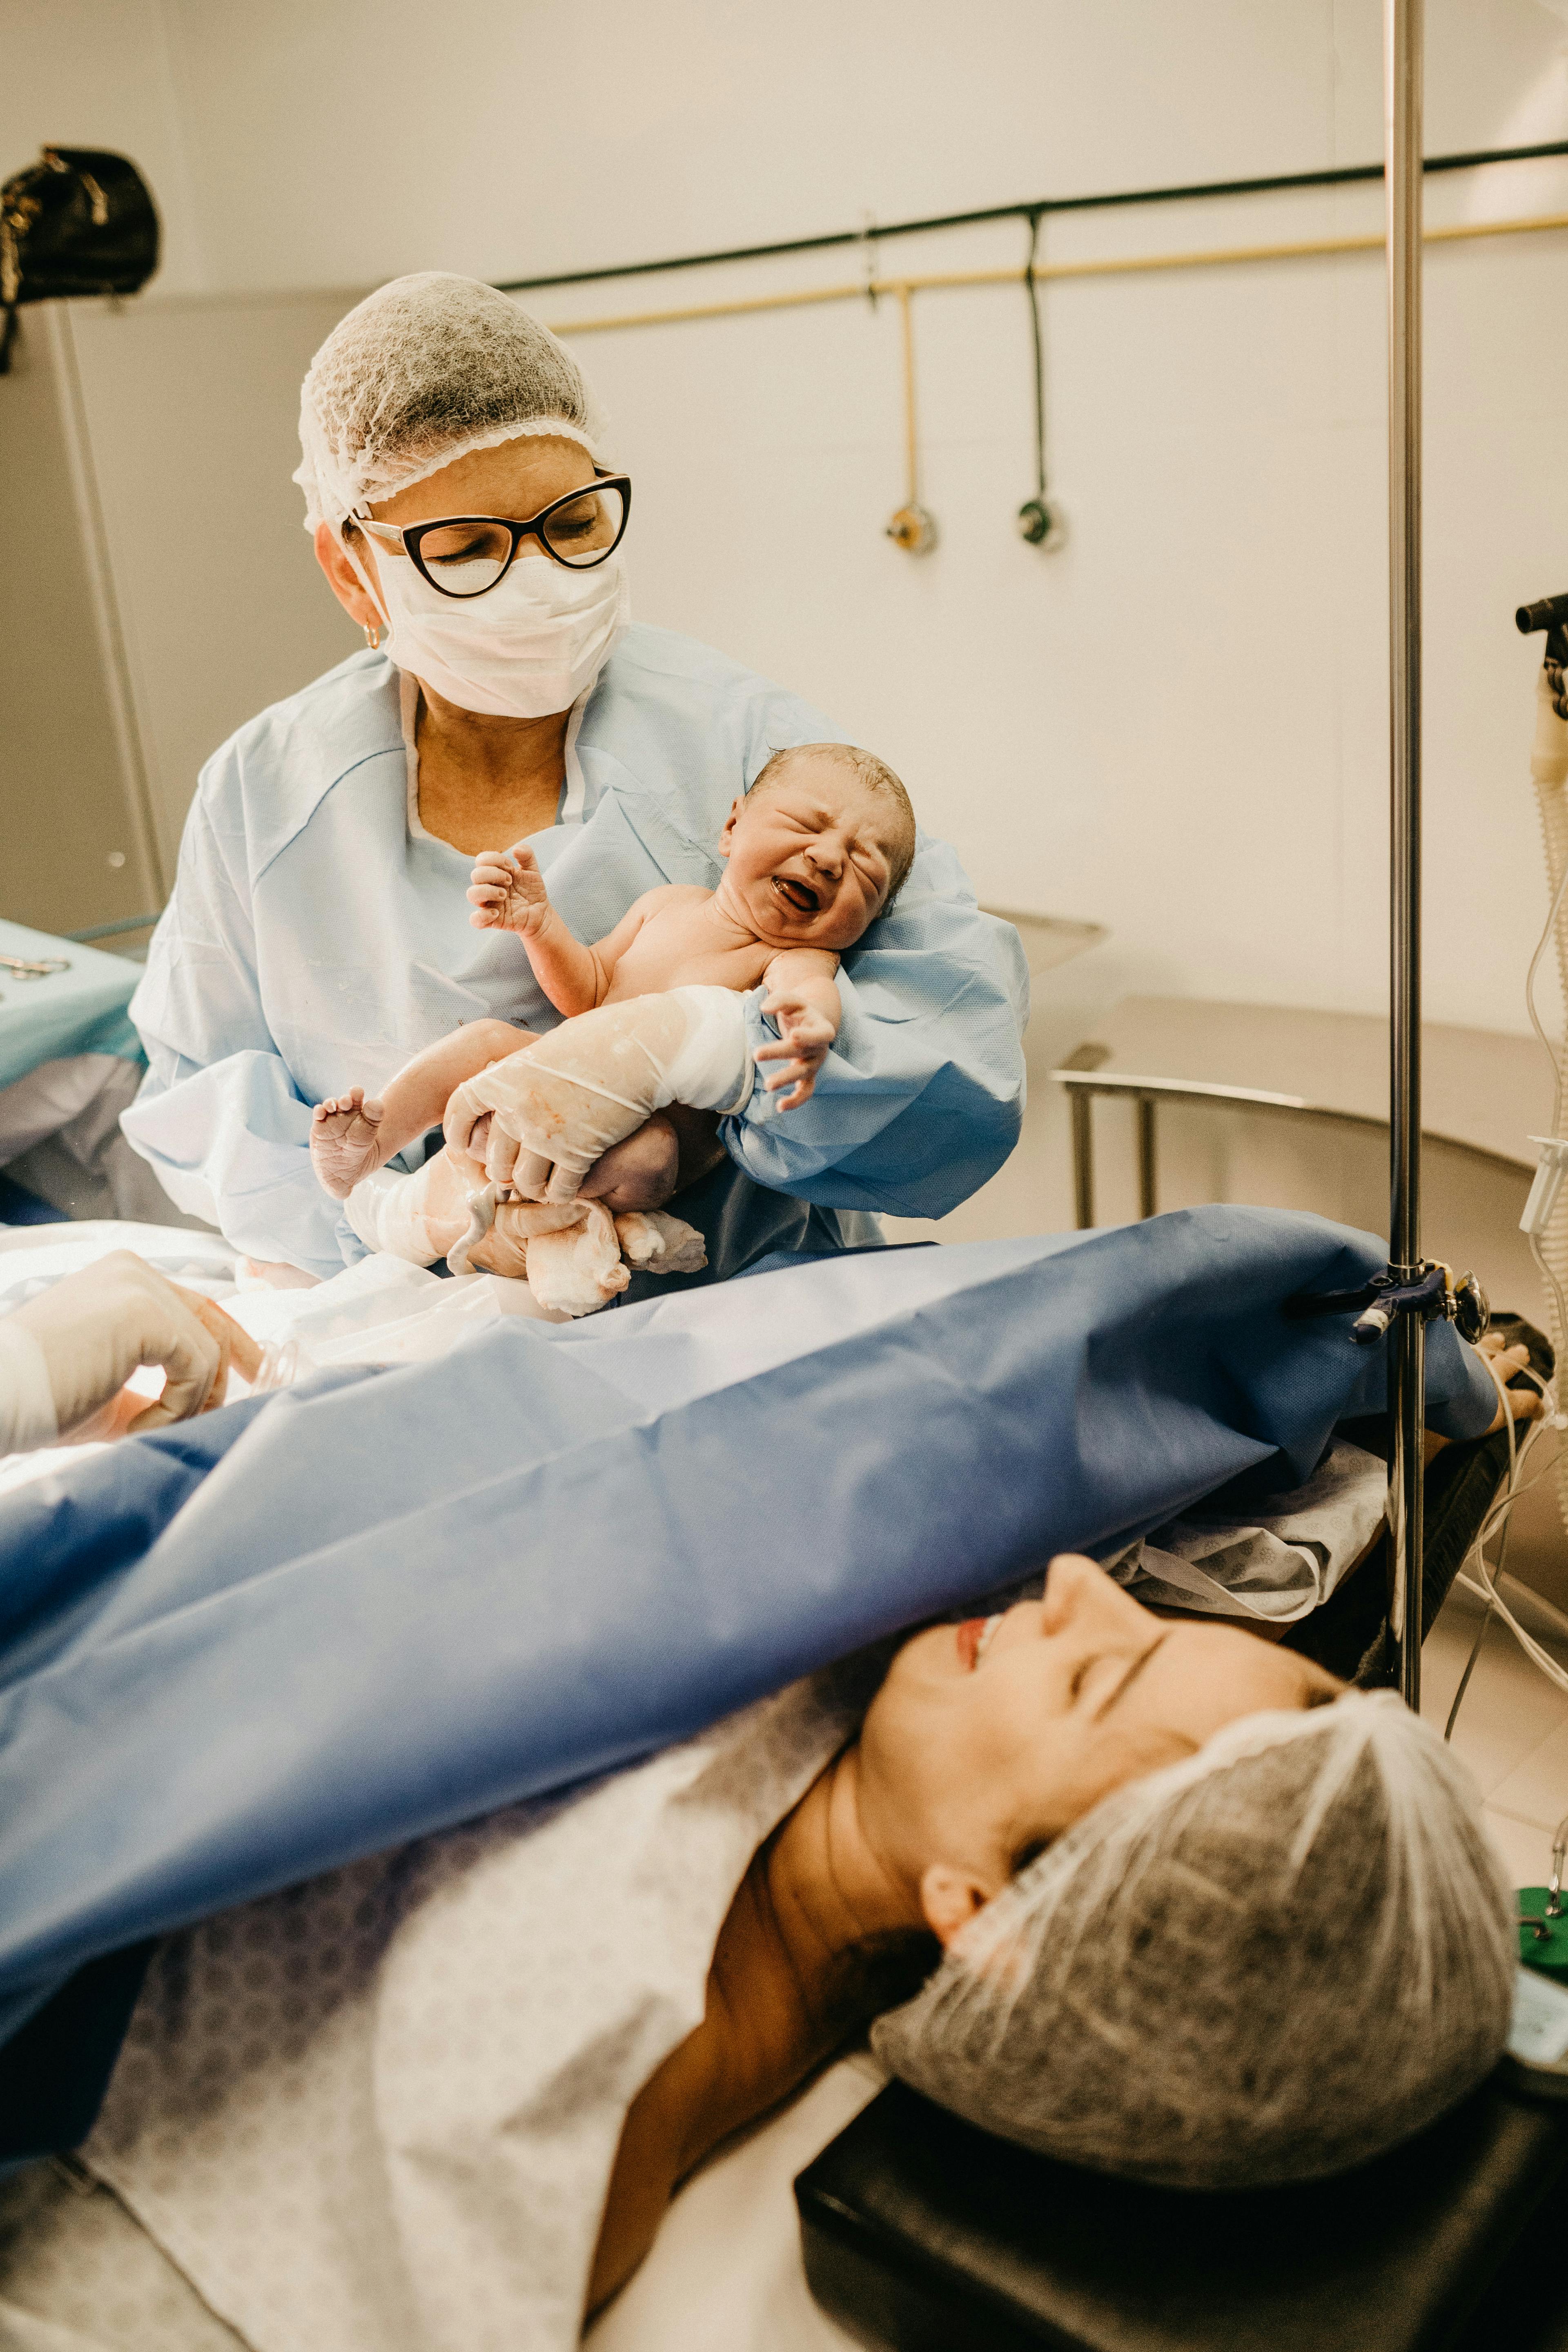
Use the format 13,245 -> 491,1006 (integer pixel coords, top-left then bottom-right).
363,621 -> 383,651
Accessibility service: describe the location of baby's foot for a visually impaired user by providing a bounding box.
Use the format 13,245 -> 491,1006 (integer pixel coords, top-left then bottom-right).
310,1088 -> 388,1198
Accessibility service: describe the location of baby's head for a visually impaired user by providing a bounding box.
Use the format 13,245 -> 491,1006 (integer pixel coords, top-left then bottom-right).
717,744 -> 917,952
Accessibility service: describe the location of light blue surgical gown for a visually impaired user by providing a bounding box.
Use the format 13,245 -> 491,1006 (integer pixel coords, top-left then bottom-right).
122,628 -> 1029,1281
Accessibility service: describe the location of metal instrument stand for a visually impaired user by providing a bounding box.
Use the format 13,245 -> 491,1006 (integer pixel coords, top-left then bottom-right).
1284,0 -> 1463,1709
1386,0 -> 1425,1710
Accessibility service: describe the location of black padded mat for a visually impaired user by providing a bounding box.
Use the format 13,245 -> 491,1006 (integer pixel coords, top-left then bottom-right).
797,2076 -> 1568,2352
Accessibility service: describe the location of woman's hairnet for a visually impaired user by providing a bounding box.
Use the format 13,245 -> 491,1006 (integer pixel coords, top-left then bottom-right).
294,271 -> 602,532
873,1692 -> 1514,2189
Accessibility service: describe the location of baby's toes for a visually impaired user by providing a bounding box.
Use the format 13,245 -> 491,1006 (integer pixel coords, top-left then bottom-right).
310,1089 -> 385,1196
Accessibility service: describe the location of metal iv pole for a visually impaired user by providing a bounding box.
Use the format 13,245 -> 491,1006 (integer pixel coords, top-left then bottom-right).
1386,0 -> 1425,1711
1264,0 -> 1483,1691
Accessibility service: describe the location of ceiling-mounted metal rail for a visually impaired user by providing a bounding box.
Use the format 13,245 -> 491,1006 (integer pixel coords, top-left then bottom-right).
497,136 -> 1568,296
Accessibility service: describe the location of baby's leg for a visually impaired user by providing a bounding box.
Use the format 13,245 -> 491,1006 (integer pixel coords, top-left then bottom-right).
311,1019 -> 536,1199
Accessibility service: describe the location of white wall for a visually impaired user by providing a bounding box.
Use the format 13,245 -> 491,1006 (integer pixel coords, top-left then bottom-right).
7,0 -> 1568,1034
0,0 -> 205,291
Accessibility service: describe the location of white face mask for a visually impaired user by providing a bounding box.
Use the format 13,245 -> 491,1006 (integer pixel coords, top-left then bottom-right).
357,539 -> 630,719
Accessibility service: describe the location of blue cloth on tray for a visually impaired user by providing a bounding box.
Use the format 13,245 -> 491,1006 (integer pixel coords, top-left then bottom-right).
0,1205 -> 1495,2150
0,920 -> 143,1092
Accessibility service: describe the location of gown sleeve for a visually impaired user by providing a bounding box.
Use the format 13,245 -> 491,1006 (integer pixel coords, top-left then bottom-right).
120,768 -> 358,1281
724,830 -> 1030,1220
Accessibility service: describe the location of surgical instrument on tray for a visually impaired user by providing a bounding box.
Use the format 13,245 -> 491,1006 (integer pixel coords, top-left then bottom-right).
0,953 -> 71,980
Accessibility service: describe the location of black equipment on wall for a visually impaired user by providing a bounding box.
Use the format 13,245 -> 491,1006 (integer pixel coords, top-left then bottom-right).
0,147 -> 159,376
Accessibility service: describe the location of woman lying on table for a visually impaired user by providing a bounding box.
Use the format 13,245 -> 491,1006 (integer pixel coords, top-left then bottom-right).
3,1463 -> 1526,2352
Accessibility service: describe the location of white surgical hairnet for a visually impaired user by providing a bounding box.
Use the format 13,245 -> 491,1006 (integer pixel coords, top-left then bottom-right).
873,1691 -> 1514,2188
294,271 -> 603,532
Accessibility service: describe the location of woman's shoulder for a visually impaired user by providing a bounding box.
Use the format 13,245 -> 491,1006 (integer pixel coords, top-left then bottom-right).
200,648 -> 401,800
192,649 -> 403,861
592,625 -> 844,756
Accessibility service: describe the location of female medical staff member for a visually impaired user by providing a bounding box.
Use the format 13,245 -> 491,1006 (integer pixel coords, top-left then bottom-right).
120,274 -> 1028,1284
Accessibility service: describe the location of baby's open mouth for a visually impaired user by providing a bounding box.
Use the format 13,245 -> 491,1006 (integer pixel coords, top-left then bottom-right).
771,875 -> 820,914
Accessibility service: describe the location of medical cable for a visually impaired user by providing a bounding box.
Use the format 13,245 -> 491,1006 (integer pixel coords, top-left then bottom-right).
1016,212 -> 1056,549
1443,1337 -> 1530,1741
498,137 -> 1568,295
885,285 -> 936,555
1444,1347 -> 1568,1732
1546,1811 -> 1568,1919
1460,1356 -> 1558,1558
1521,849 -> 1568,1358
1443,1597 -> 1494,1743
1442,1340 -> 1523,1742
1449,1349 -> 1519,1748
1515,641 -> 1568,1572
1523,846 -> 1568,1135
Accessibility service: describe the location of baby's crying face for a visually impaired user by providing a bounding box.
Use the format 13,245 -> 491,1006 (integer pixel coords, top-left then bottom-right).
717,769 -> 899,951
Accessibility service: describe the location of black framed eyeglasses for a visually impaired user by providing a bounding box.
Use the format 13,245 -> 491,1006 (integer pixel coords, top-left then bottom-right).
354,468 -> 631,599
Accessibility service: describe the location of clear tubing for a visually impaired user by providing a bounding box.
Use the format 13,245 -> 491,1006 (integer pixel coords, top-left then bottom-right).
1453,1350 -> 1568,1705
1528,668 -> 1568,1538
250,1337 -> 314,1394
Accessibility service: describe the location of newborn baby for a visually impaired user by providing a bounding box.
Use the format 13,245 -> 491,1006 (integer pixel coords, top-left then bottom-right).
312,743 -> 916,1312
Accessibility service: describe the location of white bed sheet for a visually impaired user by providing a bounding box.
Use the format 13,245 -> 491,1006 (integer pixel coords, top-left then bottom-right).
0,2057 -> 880,2352
587,2056 -> 880,2352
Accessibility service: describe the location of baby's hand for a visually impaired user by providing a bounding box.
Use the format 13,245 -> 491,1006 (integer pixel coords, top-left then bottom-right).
755,996 -> 836,1112
468,842 -> 550,937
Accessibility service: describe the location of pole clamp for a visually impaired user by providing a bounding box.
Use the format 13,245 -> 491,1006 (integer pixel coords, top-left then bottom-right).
1285,1261 -> 1489,1347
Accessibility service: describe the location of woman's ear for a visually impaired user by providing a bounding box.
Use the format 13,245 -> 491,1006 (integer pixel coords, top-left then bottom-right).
314,521 -> 383,630
918,1863 -> 997,1950
716,796 -> 745,860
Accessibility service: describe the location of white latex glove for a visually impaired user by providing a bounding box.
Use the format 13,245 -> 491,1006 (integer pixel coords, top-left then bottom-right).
343,1160 -> 470,1266
0,1252 -> 263,1452
614,1210 -> 708,1276
344,1153 -> 595,1277
443,986 -> 753,1203
483,1203 -> 705,1314
523,1200 -> 631,1316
